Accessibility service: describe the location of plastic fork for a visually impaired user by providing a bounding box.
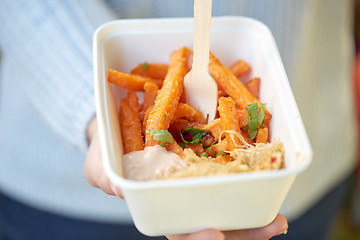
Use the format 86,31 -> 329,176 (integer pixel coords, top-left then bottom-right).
184,0 -> 218,123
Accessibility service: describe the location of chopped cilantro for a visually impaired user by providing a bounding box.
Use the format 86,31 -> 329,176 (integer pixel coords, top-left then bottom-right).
164,114 -> 167,123
199,152 -> 209,157
142,62 -> 148,71
199,140 -> 217,158
185,128 -> 205,136
215,150 -> 225,157
178,142 -> 186,149
149,129 -> 173,147
245,103 -> 266,141
203,140 -> 217,151
242,125 -> 249,132
179,128 -> 205,145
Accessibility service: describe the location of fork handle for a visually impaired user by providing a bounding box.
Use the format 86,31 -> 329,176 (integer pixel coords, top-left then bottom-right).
192,0 -> 212,71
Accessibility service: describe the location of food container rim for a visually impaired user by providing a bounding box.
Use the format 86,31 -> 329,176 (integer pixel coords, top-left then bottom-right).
93,16 -> 313,191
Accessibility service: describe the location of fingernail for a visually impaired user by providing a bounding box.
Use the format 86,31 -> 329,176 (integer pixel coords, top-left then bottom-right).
276,222 -> 288,236
277,228 -> 288,236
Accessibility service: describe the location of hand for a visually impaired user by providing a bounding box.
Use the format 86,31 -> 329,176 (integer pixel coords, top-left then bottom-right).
85,116 -> 123,198
167,214 -> 288,240
84,117 -> 288,240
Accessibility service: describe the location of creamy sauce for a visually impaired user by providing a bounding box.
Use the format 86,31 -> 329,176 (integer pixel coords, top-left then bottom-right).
122,146 -> 187,181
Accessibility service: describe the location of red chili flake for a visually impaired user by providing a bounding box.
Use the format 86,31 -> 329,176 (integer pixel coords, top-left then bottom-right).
271,157 -> 277,163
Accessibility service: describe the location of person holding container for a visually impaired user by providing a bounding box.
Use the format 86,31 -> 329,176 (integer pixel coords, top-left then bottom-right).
0,0 -> 356,240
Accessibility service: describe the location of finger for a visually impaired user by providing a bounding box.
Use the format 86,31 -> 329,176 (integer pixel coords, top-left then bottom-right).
84,131 -> 116,196
167,229 -> 225,240
111,183 -> 124,199
224,214 -> 288,240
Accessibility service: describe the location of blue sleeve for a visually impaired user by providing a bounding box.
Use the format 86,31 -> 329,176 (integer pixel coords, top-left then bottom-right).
0,0 -> 116,151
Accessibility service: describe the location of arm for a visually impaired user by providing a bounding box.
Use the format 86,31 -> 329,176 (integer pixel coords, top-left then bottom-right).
0,0 -> 115,151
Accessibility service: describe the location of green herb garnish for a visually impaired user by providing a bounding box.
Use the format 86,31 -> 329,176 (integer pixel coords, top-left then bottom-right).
199,152 -> 209,157
245,103 -> 266,140
215,150 -> 225,157
203,140 -> 217,151
179,128 -> 205,144
149,129 -> 173,147
178,142 -> 186,149
196,140 -> 218,158
142,62 -> 148,71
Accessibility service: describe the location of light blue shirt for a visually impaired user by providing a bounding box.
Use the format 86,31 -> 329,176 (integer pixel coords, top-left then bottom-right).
0,0 -> 356,223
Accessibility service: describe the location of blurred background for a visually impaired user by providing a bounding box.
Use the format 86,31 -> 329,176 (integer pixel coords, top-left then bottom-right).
0,1 -> 360,239
330,0 -> 360,239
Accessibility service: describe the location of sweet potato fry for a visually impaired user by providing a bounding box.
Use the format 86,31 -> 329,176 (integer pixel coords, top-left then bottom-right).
172,103 -> 205,124
108,69 -> 162,91
179,89 -> 187,103
185,144 -> 205,156
218,85 -> 228,99
209,53 -> 259,108
119,91 -> 144,153
245,77 -> 260,99
201,118 -> 222,140
206,142 -> 223,157
235,109 -> 249,128
143,82 -> 159,110
217,97 -> 242,151
166,141 -> 184,156
202,118 -> 221,140
201,130 -> 215,148
140,81 -> 159,120
145,46 -> 191,148
240,128 -> 254,145
209,53 -> 271,121
229,59 -> 251,79
130,63 -> 168,79
142,105 -> 153,135
256,127 -> 269,143
214,155 -> 232,164
236,105 -> 269,142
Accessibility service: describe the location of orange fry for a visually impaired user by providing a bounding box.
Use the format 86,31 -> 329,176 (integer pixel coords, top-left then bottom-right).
213,155 -> 232,164
218,85 -> 228,99
209,53 -> 259,108
217,97 -> 242,151
172,103 -> 205,124
186,144 -> 205,156
179,89 -> 187,103
245,77 -> 260,100
206,142 -> 223,158
145,46 -> 191,149
166,142 -> 185,156
142,105 -> 153,135
202,118 -> 222,141
235,109 -> 249,128
240,128 -> 254,145
209,53 -> 270,115
130,63 -> 168,79
256,127 -> 269,143
201,131 -> 215,148
119,91 -> 144,153
140,81 -> 159,120
229,59 -> 251,79
108,69 -> 162,91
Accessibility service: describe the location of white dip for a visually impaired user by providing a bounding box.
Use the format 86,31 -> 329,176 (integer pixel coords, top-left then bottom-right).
123,145 -> 187,181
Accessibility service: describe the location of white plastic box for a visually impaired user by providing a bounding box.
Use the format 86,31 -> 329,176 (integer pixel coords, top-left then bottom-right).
93,17 -> 312,236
